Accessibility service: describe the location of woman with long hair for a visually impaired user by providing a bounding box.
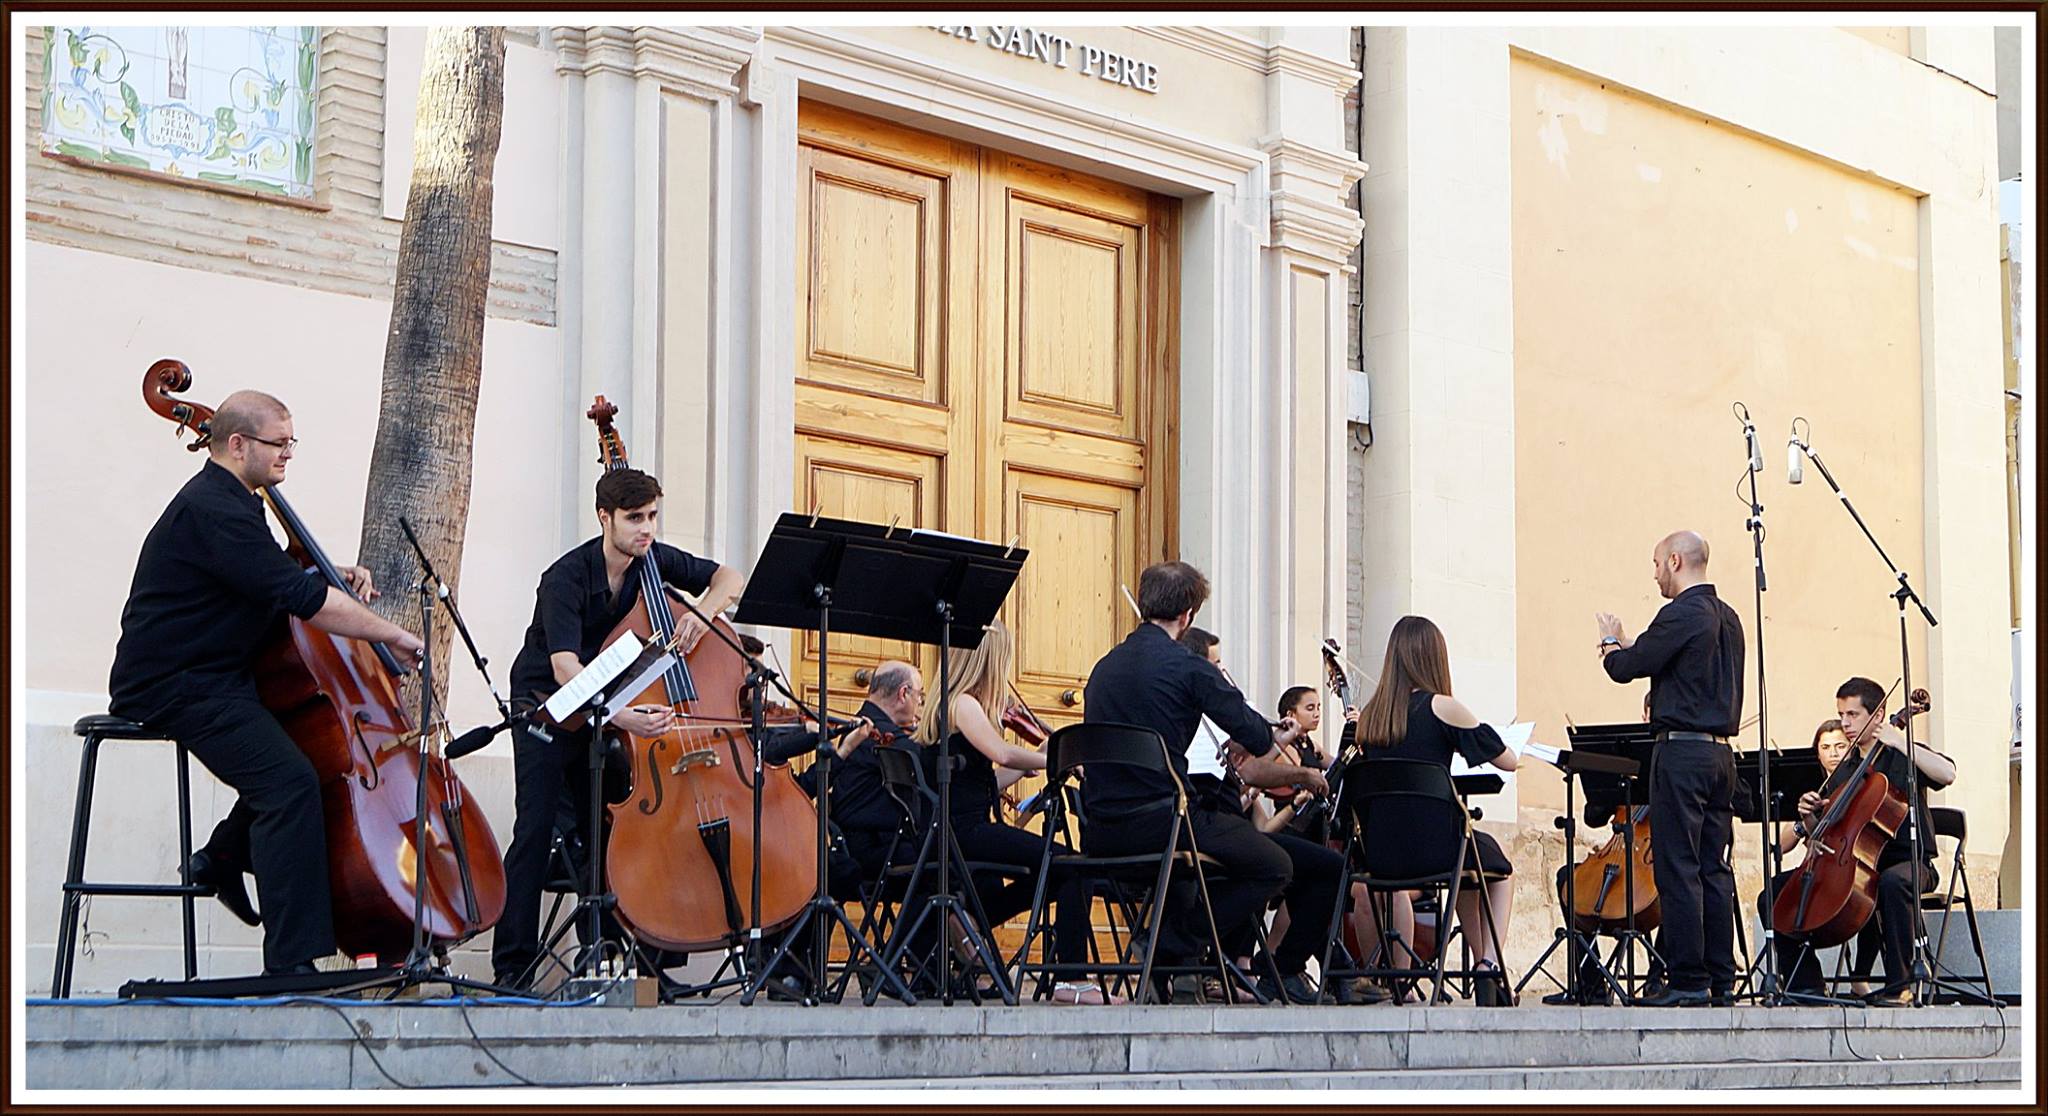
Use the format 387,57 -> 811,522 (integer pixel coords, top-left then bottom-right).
914,619 -> 1111,1004
1353,615 -> 1519,1003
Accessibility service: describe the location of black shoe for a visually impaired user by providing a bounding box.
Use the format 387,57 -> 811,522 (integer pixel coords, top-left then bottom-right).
1334,978 -> 1390,1005
1635,986 -> 1711,1008
1256,971 -> 1321,1005
1711,986 -> 1737,1007
188,850 -> 260,927
1472,963 -> 1511,1007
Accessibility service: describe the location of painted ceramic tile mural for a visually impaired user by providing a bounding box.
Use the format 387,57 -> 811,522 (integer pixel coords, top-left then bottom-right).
41,26 -> 318,198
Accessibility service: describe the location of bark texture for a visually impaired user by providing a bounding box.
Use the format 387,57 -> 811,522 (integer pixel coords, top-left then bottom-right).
359,26 -> 505,708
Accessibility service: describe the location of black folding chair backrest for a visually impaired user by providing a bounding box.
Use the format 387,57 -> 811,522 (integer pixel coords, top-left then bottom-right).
1929,805 -> 1966,843
875,744 -> 930,828
1346,757 -> 1469,885
1047,722 -> 1173,777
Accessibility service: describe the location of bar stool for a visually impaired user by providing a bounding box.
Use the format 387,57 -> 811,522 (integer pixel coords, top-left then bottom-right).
50,715 -> 214,998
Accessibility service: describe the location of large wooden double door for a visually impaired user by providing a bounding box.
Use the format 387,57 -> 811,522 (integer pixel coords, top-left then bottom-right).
793,102 -> 1178,735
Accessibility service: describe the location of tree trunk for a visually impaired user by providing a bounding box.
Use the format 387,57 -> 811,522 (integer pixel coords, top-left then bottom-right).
358,27 -> 505,711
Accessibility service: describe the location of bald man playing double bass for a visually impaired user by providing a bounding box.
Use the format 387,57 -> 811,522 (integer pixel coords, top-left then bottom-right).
1595,530 -> 1744,1007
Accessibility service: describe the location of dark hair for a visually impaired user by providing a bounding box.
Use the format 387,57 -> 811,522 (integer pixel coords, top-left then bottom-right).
1356,615 -> 1455,749
1138,561 -> 1209,622
1278,685 -> 1315,717
1178,625 -> 1219,659
1810,718 -> 1846,749
595,468 -> 663,514
1836,677 -> 1886,715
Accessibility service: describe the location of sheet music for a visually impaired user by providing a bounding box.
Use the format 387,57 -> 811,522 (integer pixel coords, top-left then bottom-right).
1186,716 -> 1229,777
1495,720 -> 1562,765
544,631 -> 645,722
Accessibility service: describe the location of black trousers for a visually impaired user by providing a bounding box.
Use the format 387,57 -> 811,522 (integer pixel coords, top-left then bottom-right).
1761,858 -> 1930,993
147,697 -> 335,971
1083,805 -> 1291,969
1266,832 -> 1345,975
1647,737 -> 1737,993
494,721 -> 607,984
953,819 -> 1092,964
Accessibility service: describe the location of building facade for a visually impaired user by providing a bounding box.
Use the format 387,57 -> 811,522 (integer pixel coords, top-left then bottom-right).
18,23 -> 2017,987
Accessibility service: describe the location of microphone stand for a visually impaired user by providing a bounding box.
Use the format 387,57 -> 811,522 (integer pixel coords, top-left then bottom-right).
1795,443 -> 1990,1007
1734,403 -> 1783,1004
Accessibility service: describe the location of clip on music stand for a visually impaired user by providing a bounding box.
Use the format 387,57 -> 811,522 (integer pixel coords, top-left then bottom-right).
1566,724 -> 1663,1001
734,513 -> 1025,1007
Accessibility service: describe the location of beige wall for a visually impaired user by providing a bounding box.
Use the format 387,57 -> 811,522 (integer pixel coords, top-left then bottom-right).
1511,56 -> 1928,798
1842,26 -> 1911,55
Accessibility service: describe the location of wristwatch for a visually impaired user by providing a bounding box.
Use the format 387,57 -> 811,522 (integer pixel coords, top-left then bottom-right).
1599,636 -> 1622,651
1792,820 -> 1808,838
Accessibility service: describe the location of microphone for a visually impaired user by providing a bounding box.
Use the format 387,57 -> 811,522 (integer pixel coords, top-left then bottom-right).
1787,431 -> 1806,485
446,715 -> 520,759
1744,415 -> 1763,475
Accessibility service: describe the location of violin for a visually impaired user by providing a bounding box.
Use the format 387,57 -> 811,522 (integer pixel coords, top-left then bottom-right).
1771,686 -> 1931,949
140,360 -> 506,960
584,398 -> 821,953
998,680 -> 1053,817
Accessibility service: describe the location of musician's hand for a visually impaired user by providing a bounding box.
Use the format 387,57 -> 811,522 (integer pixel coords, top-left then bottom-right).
391,629 -> 426,661
1797,790 -> 1820,821
674,612 -> 711,654
1273,715 -> 1302,746
341,565 -> 379,599
1296,767 -> 1330,798
614,705 -> 676,737
1595,612 -> 1626,643
839,717 -> 875,757
1343,706 -> 1360,725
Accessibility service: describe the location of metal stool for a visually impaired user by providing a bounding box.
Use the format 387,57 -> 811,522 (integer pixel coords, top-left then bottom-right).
51,715 -> 213,998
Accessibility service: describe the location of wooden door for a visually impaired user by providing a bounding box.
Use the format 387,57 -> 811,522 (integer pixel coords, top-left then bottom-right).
794,102 -> 1177,754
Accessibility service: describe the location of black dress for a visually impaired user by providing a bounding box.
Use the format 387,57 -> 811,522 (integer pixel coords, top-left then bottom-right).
1364,690 -> 1515,878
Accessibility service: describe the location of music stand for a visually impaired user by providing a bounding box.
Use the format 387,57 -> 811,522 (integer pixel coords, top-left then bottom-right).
1563,723 -> 1664,1001
1514,747 -> 1638,1004
734,513 -> 1024,1006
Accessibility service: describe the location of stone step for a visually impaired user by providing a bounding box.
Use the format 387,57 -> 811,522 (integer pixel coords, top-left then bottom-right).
26,1002 -> 2021,1091
756,1057 -> 2023,1090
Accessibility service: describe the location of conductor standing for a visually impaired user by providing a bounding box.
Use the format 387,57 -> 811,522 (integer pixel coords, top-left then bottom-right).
1595,530 -> 1744,1007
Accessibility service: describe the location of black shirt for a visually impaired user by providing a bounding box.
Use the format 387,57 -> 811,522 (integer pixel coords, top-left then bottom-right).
1369,690 -> 1508,770
929,731 -> 1000,826
1082,623 -> 1274,814
508,537 -> 719,702
109,461 -> 330,721
1819,741 -> 1952,867
798,699 -> 917,834
1602,583 -> 1745,737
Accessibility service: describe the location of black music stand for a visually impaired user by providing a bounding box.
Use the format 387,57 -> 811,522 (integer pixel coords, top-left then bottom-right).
734,513 -> 1024,1006
1514,747 -> 1638,1004
1562,723 -> 1664,1001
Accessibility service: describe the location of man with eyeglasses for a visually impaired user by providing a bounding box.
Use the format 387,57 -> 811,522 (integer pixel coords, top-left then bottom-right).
109,390 -> 425,976
795,660 -> 927,890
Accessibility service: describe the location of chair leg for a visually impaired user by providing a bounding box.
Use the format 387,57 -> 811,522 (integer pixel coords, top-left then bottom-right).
1954,853 -> 1996,1001
1178,813 -> 1241,1005
53,733 -> 103,1000
1315,846 -> 1356,1004
175,741 -> 198,981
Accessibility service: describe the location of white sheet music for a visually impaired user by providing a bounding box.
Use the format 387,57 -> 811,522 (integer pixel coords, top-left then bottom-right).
1186,716 -> 1229,777
544,631 -> 645,723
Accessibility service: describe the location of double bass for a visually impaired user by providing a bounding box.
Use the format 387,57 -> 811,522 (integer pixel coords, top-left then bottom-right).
141,360 -> 505,960
583,398 -> 822,952
1771,687 -> 1931,949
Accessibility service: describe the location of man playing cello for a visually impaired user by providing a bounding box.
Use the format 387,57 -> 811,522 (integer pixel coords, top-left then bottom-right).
110,391 -> 424,976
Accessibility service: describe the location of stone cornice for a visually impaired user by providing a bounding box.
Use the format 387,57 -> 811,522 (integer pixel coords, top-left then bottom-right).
1136,26 -> 1268,73
1265,42 -> 1363,93
553,26 -> 759,99
1262,137 -> 1367,265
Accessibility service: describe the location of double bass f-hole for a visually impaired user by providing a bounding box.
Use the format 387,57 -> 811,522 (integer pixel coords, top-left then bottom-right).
350,712 -> 382,790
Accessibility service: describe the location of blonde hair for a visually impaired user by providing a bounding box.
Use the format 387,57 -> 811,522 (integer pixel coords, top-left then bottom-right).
1355,615 -> 1455,749
914,618 -> 1013,746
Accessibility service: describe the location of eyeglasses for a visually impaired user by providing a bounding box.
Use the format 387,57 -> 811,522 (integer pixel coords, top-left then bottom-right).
243,433 -> 299,452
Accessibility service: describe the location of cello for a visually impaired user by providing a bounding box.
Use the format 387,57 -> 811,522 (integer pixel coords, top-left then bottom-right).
1771,687 -> 1931,949
141,360 -> 505,961
583,398 -> 822,953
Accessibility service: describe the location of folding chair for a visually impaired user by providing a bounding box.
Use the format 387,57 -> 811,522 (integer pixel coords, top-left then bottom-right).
1012,722 -> 1256,1005
1921,805 -> 1995,1003
1317,757 -> 1512,1005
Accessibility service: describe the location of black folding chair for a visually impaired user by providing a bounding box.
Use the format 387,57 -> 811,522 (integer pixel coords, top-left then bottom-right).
1317,757 -> 1512,1005
864,744 -> 1031,1004
1012,722 -> 1255,1005
1920,806 -> 1996,1002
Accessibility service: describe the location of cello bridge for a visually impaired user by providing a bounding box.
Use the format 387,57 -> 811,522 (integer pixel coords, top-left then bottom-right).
669,748 -> 721,775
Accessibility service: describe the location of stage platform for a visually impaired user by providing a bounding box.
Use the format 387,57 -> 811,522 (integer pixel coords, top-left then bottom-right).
25,999 -> 2020,1091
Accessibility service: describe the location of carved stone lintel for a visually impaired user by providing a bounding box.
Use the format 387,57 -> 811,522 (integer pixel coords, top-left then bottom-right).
553,25 -> 761,101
